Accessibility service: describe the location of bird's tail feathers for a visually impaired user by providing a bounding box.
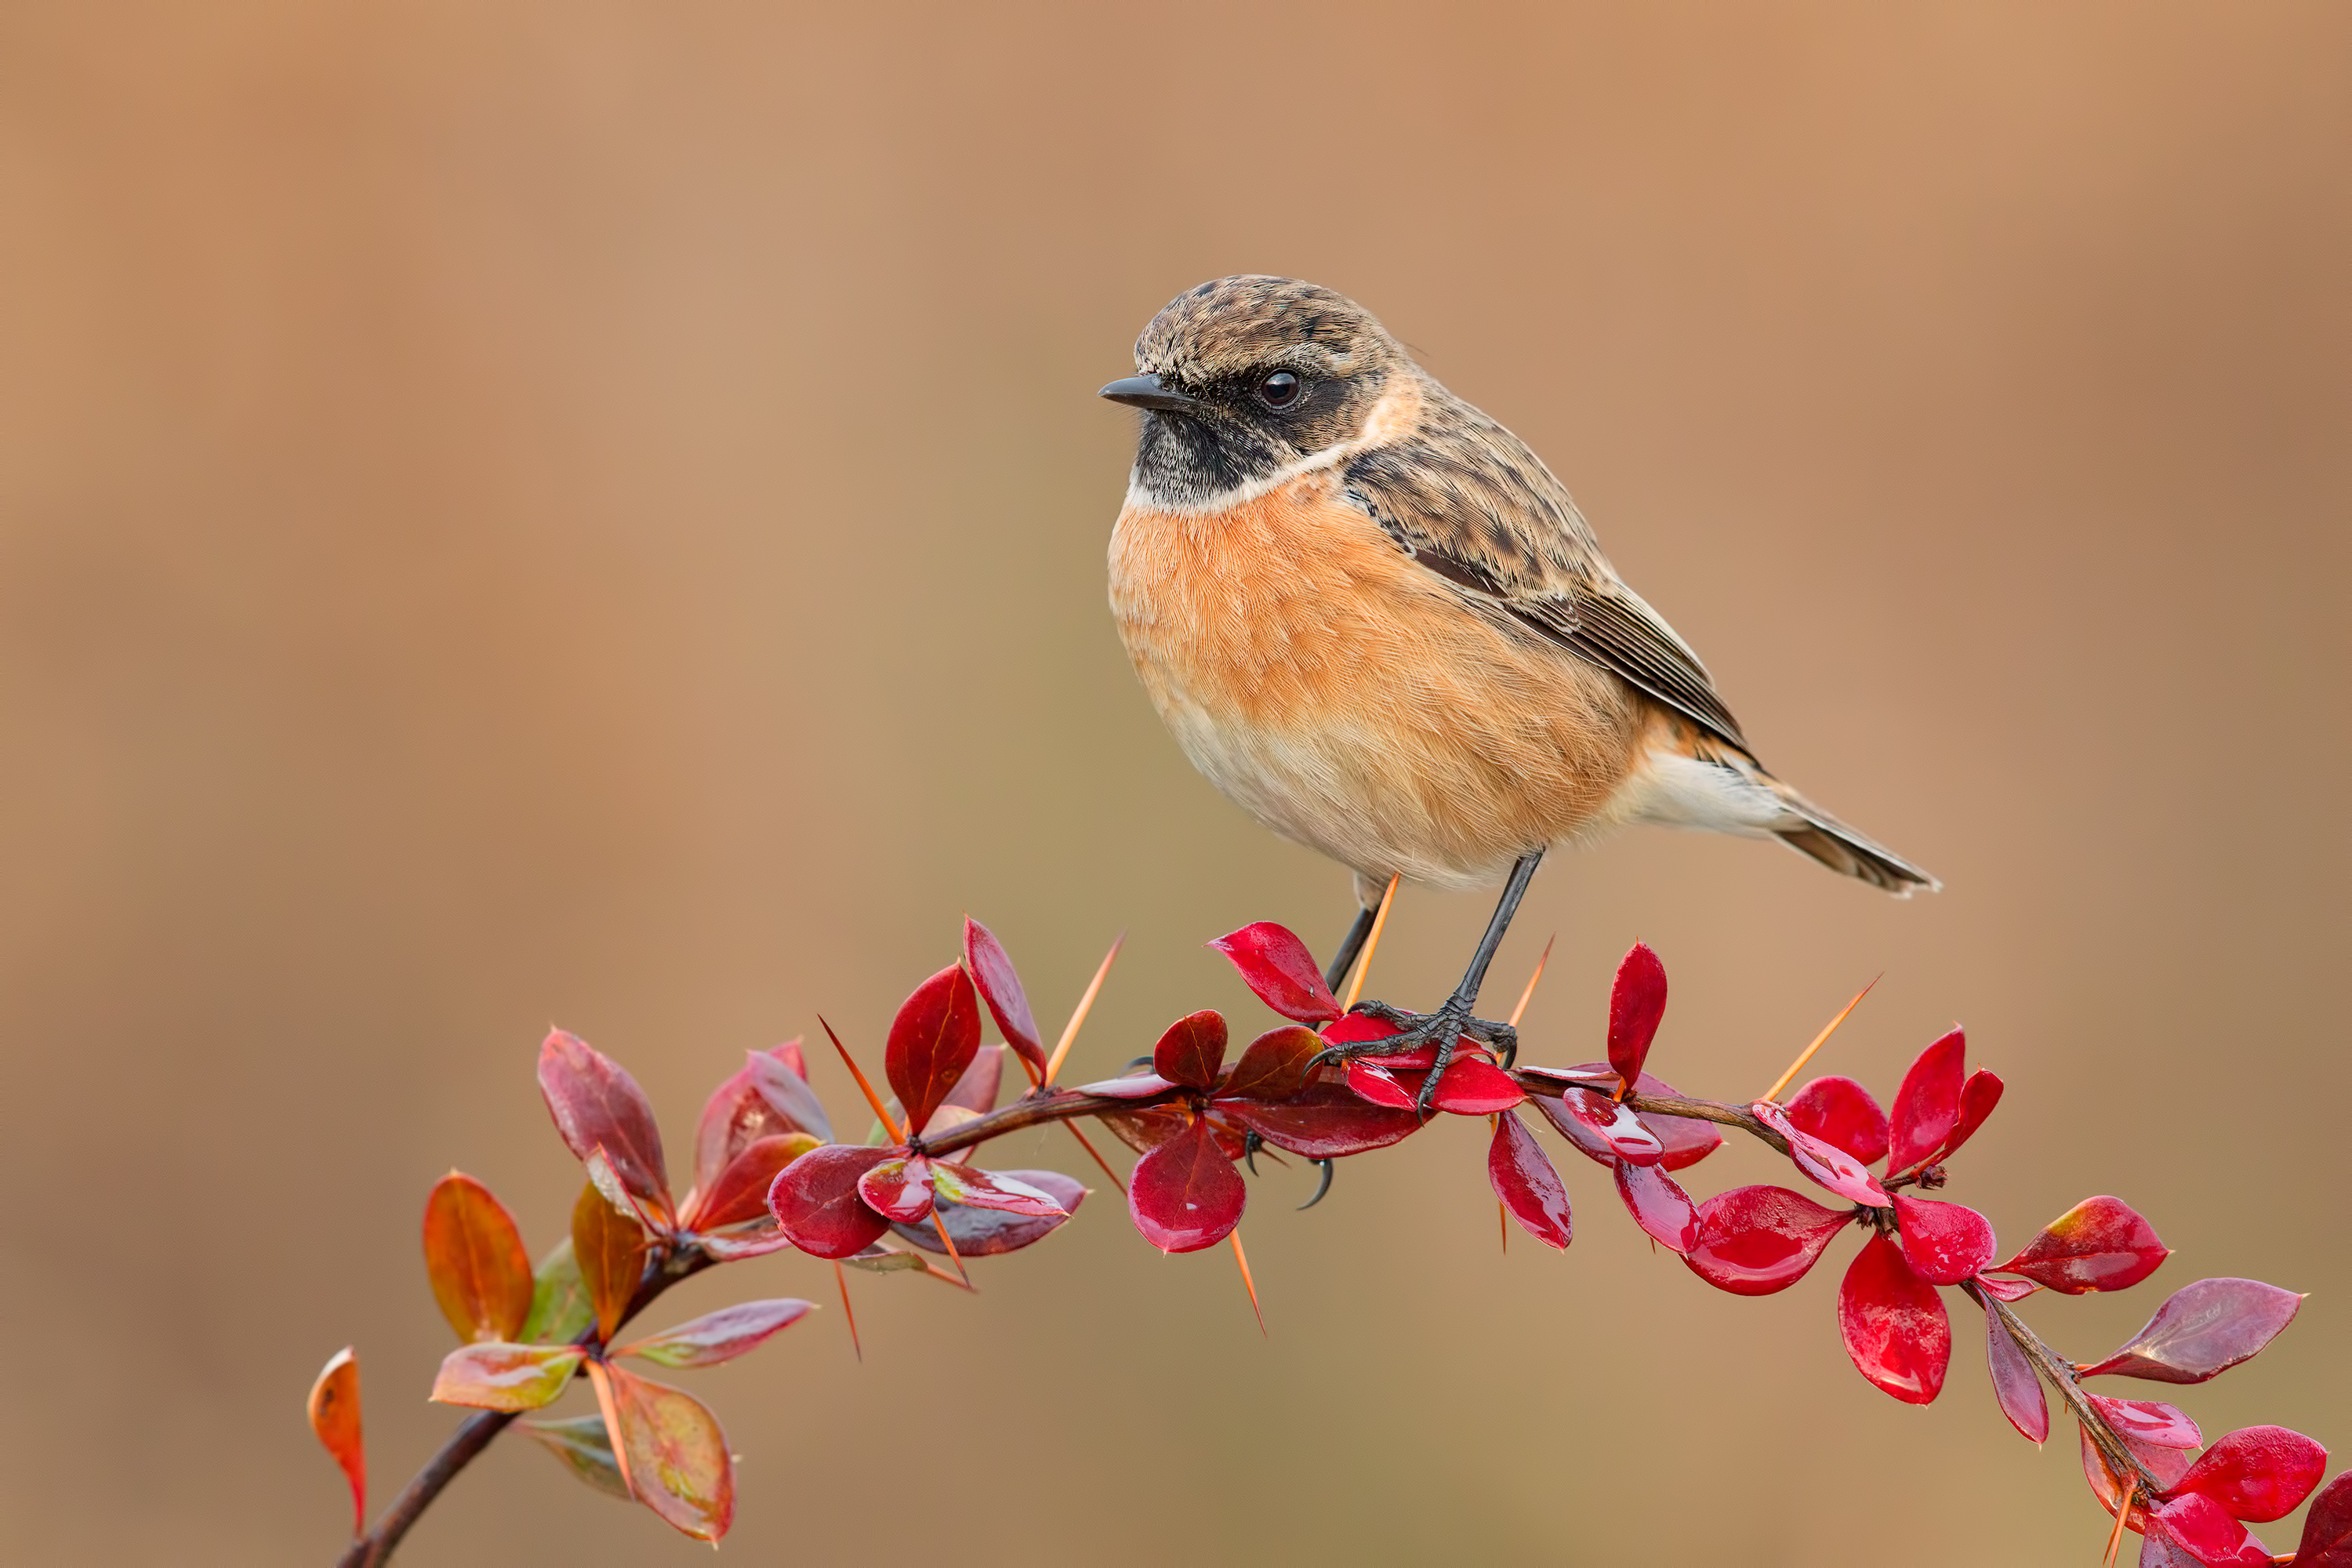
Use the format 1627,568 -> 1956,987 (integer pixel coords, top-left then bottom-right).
1755,773 -> 1940,896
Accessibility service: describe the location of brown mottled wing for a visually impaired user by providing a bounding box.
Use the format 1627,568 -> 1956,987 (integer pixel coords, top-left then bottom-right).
1343,402 -> 1750,751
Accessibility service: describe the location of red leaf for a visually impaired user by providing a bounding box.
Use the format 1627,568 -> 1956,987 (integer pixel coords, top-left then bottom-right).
1993,1196 -> 2170,1294
430,1341 -> 585,1411
2082,1411 -> 2201,1516
742,1050 -> 833,1145
2172,1426 -> 2328,1523
539,1030 -> 673,1221
1606,942 -> 1668,1086
855,1155 -> 935,1224
1614,1160 -> 1698,1252
2292,1472 -> 2352,1566
2092,1396 -> 2205,1452
1344,1060 -> 1417,1109
1542,1087 -> 1664,1165
1783,1076 -> 1889,1167
614,1299 -> 815,1369
1838,1232 -> 1951,1403
586,1361 -> 735,1541
1486,1110 -> 1573,1249
1751,1099 -> 1890,1207
1208,922 -> 1343,1023
1217,1025 -> 1323,1102
928,1162 -> 1069,1217
1936,1069 -> 2004,1163
963,918 -> 1046,1076
697,1227 -> 798,1262
572,1183 -> 648,1341
2143,1494 -> 2268,1567
1151,1009 -> 1229,1091
1624,1071 -> 1726,1171
1072,1072 -> 1180,1099
884,964 -> 982,1135
1127,1116 -> 1247,1253
307,1348 -> 365,1537
690,1042 -> 817,1195
422,1174 -> 534,1344
1320,1011 -> 1403,1049
1682,1185 -> 1852,1295
891,1170 -> 1087,1257
1885,1027 -> 1965,1175
941,1044 -> 1005,1118
1892,1195 -> 1997,1286
1425,1056 -> 1526,1115
1977,1273 -> 2039,1303
765,1143 -> 893,1260
686,1132 -> 820,1232
1218,1083 -> 1421,1158
2078,1277 -> 2304,1384
1982,1301 -> 2048,1442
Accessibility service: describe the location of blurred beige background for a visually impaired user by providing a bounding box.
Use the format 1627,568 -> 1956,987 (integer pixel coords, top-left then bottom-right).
4,3 -> 2347,1563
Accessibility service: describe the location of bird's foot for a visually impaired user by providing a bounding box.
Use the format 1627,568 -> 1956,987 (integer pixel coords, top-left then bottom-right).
1312,995 -> 1517,1116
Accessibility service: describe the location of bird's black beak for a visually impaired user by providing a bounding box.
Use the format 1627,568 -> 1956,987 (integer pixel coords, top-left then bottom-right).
1098,373 -> 1200,413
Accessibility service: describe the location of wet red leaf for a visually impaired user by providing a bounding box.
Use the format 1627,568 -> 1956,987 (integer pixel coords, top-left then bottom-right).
1614,1159 -> 1698,1253
1623,1071 -> 1725,1171
1486,1110 -> 1573,1249
586,1361 -> 735,1541
2143,1494 -> 2269,1566
1098,1103 -> 1191,1155
765,1143 -> 894,1260
2171,1426 -> 2328,1523
1981,1301 -> 2049,1442
963,917 -> 1046,1076
307,1347 -> 365,1537
1218,1083 -> 1421,1158
1893,1195 -> 1997,1286
1547,1086 -> 1664,1165
2082,1410 -> 2202,1517
1127,1116 -> 1247,1253
2092,1396 -> 2205,1452
1217,1025 -> 1323,1102
929,1162 -> 1068,1217
1838,1232 -> 1951,1404
1977,1274 -> 2039,1303
1344,1060 -> 1417,1109
1320,1011 -> 1403,1049
1152,1009 -> 1229,1091
1784,1075 -> 1889,1167
1992,1196 -> 2169,1294
539,1030 -> 673,1222
614,1299 -> 815,1370
686,1133 -> 821,1232
697,1228 -> 799,1262
1936,1069 -> 2004,1164
1072,1072 -> 1180,1099
1209,922 -> 1343,1023
892,1169 -> 1087,1256
2078,1277 -> 2304,1384
2292,1472 -> 2352,1566
884,964 -> 982,1135
1606,942 -> 1668,1087
573,1183 -> 649,1341
691,1042 -> 817,1195
856,1154 -> 936,1224
1885,1028 -> 1965,1175
1751,1099 -> 1890,1207
430,1341 -> 586,1411
422,1173 -> 535,1345
1424,1056 -> 1526,1114
1682,1185 -> 1852,1295
941,1045 -> 1005,1117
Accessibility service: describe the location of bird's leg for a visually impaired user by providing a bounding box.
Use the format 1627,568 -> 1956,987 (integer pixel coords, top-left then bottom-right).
1317,851 -> 1544,1116
1322,902 -> 1379,994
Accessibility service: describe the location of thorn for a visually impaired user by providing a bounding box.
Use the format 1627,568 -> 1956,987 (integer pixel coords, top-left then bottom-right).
833,1261 -> 862,1362
820,1017 -> 906,1144
1341,874 -> 1401,1011
1499,1200 -> 1509,1254
1297,1158 -> 1334,1210
2102,1493 -> 2129,1566
1229,1230 -> 1266,1336
1044,933 -> 1124,1086
928,1211 -> 973,1289
1060,1120 -> 1127,1196
1759,976 -> 1881,1105
1506,935 -> 1556,1029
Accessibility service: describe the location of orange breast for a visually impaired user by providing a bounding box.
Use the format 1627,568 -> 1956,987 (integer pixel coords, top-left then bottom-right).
1108,471 -> 1646,887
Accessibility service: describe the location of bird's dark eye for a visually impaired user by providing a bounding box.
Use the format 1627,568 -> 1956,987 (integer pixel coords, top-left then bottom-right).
1255,370 -> 1303,409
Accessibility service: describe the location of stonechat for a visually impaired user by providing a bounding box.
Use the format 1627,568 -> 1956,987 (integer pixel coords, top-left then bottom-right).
1101,276 -> 1935,1104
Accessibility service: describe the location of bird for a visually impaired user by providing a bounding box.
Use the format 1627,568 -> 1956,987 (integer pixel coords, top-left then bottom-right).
1100,276 -> 1934,1105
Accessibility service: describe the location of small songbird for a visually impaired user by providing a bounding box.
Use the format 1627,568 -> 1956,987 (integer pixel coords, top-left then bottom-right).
1101,276 -> 1936,1102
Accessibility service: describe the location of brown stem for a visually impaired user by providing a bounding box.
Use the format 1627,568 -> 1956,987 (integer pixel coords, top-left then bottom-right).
1964,1279 -> 2160,1497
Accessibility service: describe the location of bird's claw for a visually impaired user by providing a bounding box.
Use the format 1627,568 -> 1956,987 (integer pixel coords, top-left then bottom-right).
1298,1158 -> 1334,1210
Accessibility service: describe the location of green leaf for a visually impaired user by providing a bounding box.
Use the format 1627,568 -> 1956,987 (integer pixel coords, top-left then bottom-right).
520,1414 -> 631,1501
521,1238 -> 593,1345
